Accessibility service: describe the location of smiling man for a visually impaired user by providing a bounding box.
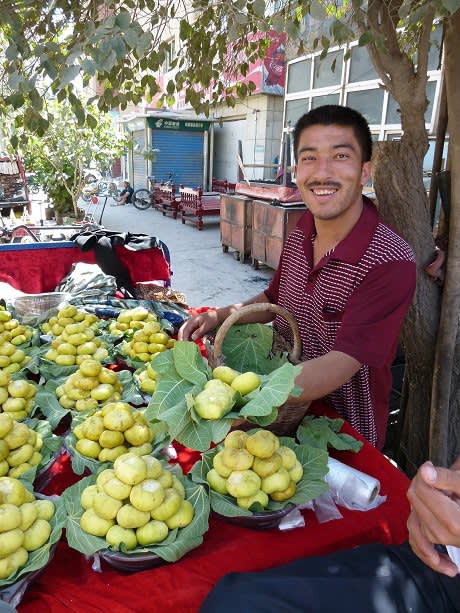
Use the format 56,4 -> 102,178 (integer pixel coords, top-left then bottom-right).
179,105 -> 416,449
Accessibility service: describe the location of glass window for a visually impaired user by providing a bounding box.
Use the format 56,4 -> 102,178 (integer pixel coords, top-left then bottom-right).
387,80 -> 437,125
285,99 -> 309,127
287,60 -> 312,94
346,89 -> 384,124
349,45 -> 378,82
313,50 -> 343,88
425,80 -> 437,123
311,93 -> 340,108
386,95 -> 401,124
428,25 -> 443,71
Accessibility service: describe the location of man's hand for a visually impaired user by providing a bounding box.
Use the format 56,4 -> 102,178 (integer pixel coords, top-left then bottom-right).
178,293 -> 272,342
178,310 -> 220,341
407,459 -> 460,577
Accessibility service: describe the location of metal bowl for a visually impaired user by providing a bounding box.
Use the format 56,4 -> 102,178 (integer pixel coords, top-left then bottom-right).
213,503 -> 296,530
99,549 -> 165,572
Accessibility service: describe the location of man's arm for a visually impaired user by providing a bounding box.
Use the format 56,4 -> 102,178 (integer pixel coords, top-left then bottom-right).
289,350 -> 361,403
407,457 -> 460,577
178,292 -> 274,341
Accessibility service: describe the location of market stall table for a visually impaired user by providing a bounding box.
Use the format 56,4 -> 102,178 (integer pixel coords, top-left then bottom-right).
18,404 -> 411,613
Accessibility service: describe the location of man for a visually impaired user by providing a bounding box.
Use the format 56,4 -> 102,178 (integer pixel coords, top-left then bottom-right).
200,457 -> 460,612
180,105 -> 416,449
112,180 -> 133,206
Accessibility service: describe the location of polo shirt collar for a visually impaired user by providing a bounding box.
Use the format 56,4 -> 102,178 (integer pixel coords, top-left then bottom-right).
298,196 -> 379,265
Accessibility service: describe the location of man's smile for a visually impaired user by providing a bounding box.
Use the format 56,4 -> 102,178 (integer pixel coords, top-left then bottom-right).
307,183 -> 341,197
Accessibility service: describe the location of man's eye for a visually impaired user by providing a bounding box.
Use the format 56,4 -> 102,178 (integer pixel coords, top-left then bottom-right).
336,153 -> 348,159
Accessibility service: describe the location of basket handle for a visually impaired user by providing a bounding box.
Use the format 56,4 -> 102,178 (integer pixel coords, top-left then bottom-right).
213,303 -> 302,364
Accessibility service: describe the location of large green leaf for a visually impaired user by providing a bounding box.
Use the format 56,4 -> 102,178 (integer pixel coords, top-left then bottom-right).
153,399 -> 192,440
146,350 -> 195,418
220,324 -> 289,374
190,434 -> 329,516
296,416 -> 363,453
172,341 -> 209,387
0,493 -> 65,589
39,357 -> 78,381
175,417 -> 213,452
210,418 -> 233,444
63,466 -> 210,562
240,363 -> 301,418
118,369 -> 144,406
12,345 -> 41,376
35,379 -> 71,429
147,344 -> 301,451
64,432 -> 104,475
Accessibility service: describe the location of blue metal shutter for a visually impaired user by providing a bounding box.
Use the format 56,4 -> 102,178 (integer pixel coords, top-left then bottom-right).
151,130 -> 204,188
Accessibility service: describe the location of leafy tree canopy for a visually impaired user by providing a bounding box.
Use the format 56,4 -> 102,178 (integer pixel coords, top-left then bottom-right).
2,0 -> 457,141
2,100 -> 126,214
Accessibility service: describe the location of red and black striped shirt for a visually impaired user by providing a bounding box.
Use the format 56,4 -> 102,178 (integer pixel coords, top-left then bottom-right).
265,197 -> 416,448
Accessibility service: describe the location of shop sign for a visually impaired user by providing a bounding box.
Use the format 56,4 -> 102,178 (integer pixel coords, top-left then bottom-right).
148,117 -> 208,131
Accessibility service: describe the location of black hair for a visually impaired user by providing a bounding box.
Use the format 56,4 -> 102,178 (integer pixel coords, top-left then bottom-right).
293,105 -> 373,163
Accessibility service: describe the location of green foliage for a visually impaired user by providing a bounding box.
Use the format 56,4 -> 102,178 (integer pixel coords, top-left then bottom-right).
0,0 -> 456,132
146,341 -> 301,452
296,416 -> 363,453
4,100 -> 125,214
219,323 -> 289,374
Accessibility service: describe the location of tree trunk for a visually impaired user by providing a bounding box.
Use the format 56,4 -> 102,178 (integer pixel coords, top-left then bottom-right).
431,9 -> 460,466
373,136 -> 441,474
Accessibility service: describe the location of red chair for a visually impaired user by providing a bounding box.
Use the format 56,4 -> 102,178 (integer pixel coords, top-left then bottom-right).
158,184 -> 180,219
179,187 -> 220,230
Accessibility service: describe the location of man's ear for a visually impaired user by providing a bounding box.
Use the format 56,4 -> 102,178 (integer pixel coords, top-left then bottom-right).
360,161 -> 372,186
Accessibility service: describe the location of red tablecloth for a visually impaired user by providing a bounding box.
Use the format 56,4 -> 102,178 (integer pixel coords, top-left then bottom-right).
0,242 -> 171,293
18,404 -> 410,613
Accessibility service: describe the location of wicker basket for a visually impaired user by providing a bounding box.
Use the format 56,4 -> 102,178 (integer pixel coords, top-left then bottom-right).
14,292 -> 71,318
211,303 -> 310,436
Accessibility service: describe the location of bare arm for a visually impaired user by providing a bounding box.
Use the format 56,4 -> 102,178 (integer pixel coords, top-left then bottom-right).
178,292 -> 274,341
289,350 -> 361,403
407,456 -> 460,577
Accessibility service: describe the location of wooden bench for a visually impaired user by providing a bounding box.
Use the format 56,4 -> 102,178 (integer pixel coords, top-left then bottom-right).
179,187 -> 220,230
156,184 -> 180,219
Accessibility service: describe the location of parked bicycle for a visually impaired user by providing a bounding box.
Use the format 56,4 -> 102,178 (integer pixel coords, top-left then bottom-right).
81,177 -> 120,202
133,173 -> 175,210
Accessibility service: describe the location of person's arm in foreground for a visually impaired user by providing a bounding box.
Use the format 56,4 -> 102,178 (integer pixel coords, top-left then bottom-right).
407,455 -> 460,577
178,292 -> 274,341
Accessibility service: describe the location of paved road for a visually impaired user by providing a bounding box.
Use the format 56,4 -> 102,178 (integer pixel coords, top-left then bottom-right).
81,196 -> 274,308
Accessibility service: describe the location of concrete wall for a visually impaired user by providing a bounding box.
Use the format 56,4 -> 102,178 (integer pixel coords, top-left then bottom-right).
213,94 -> 283,182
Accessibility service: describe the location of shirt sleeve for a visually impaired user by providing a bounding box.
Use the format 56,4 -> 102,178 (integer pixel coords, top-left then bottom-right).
264,254 -> 283,303
333,260 -> 416,367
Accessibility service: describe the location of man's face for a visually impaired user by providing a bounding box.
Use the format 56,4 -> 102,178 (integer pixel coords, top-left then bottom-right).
295,124 -> 371,222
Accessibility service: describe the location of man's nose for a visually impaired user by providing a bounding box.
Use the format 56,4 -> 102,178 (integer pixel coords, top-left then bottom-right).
311,157 -> 332,179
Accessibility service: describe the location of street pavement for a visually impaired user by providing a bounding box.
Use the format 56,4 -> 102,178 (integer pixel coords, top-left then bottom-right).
78,196 -> 274,308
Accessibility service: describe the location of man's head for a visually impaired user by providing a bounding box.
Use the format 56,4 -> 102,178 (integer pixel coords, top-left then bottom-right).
293,105 -> 372,224
123,181 -> 130,188
293,105 -> 372,164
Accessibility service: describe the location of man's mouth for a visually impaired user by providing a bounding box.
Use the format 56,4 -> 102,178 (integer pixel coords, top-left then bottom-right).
308,184 -> 340,196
